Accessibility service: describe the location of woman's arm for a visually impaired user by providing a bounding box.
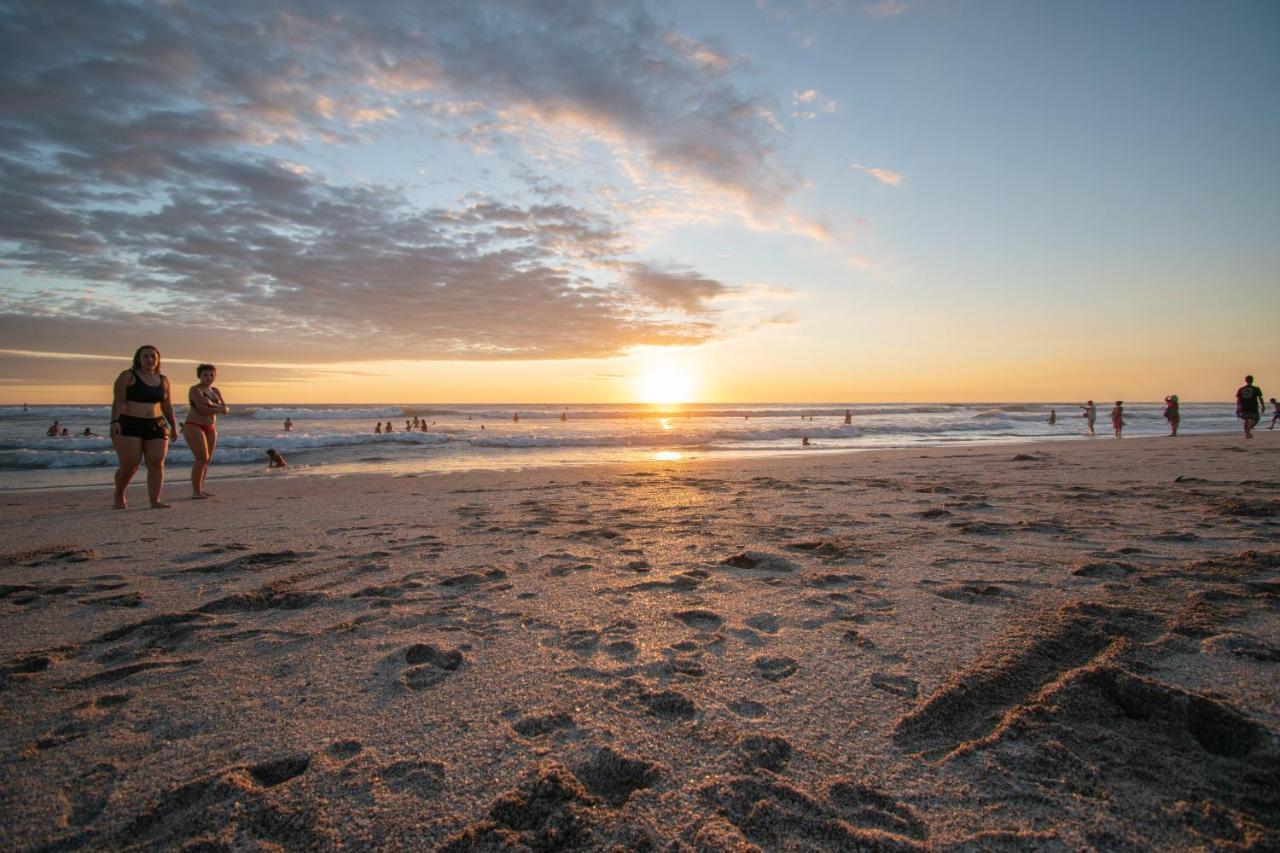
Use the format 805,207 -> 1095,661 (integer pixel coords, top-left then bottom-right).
162,378 -> 178,436
187,385 -> 224,416
110,371 -> 129,436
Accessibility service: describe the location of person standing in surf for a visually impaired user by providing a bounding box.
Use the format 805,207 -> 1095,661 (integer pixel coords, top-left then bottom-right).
110,345 -> 178,509
1235,375 -> 1265,439
183,363 -> 229,499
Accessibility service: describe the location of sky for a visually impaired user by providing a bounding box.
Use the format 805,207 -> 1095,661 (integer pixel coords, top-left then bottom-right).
1,0 -> 1277,404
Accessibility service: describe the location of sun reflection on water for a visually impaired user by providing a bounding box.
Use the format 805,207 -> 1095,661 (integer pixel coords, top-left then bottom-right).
653,451 -> 683,462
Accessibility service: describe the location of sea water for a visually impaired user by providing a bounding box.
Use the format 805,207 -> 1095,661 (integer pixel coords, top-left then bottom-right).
0,402 -> 1247,491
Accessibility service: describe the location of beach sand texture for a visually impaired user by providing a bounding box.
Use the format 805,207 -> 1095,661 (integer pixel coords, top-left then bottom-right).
1,435 -> 1278,849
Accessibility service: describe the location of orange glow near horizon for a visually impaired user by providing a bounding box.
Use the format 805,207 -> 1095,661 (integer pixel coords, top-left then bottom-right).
633,357 -> 697,405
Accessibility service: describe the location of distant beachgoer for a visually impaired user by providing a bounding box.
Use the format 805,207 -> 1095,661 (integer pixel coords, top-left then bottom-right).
1048,409 -> 1057,425
1111,401 -> 1125,438
513,412 -> 520,422
60,428 -> 69,436
385,421 -> 394,433
110,345 -> 177,509
183,363 -> 229,500
1236,375 -> 1264,439
844,410 -> 852,424
82,427 -> 97,437
560,411 -> 567,422
46,419 -> 60,437
1163,395 -> 1180,436
802,437 -> 811,446
1268,399 -> 1278,430
1081,401 -> 1096,435
375,422 -> 382,435
284,417 -> 293,432
405,420 -> 411,431
420,420 -> 429,432
23,402 -> 28,411
266,448 -> 287,468
480,424 -> 485,430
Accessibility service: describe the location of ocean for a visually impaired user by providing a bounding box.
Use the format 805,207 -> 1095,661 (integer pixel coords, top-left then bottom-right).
0,401 -> 1246,491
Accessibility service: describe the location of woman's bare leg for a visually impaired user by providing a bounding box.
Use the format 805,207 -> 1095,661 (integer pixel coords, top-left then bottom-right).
183,425 -> 210,498
202,431 -> 217,496
143,438 -> 170,508
112,434 -> 143,509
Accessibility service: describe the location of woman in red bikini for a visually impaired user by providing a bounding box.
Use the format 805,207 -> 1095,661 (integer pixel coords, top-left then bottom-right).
111,345 -> 179,509
183,363 -> 229,499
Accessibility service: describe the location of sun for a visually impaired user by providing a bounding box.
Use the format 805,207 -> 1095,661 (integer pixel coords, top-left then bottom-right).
635,364 -> 696,405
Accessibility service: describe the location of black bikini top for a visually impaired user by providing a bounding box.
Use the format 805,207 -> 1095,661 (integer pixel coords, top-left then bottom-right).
125,369 -> 166,403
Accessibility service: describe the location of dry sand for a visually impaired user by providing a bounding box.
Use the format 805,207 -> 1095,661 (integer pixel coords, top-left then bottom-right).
1,434 -> 1278,850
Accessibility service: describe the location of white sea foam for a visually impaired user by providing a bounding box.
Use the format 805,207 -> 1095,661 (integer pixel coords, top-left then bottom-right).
0,401 -> 1243,478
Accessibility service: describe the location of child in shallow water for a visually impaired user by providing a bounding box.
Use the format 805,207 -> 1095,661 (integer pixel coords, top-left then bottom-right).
1163,395 -> 1180,436
266,448 -> 287,469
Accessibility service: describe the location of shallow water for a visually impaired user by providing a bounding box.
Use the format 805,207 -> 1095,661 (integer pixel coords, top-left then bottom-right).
0,401 -> 1246,490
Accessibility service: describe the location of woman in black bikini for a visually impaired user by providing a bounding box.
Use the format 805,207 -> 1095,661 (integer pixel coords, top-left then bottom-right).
110,345 -> 178,509
183,363 -> 229,499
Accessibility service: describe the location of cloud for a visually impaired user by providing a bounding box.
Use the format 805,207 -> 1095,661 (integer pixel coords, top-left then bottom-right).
864,0 -> 909,18
791,88 -> 837,119
625,265 -> 730,313
851,163 -> 905,187
1,0 -> 818,363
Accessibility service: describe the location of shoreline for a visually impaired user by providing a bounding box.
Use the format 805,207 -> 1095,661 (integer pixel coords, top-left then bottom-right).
0,429 -> 1255,497
2,431 -> 1277,848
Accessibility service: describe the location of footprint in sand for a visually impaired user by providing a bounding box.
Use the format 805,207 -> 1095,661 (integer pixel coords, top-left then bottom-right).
737,733 -> 793,771
380,759 -> 446,797
397,643 -> 465,691
673,609 -> 723,630
753,655 -> 799,681
326,739 -> 363,760
745,613 -> 780,633
869,672 -> 919,698
511,711 -> 577,737
572,747 -> 664,806
921,580 -> 1010,604
639,688 -> 698,719
604,640 -> 638,661
1071,561 -> 1136,580
827,780 -> 928,840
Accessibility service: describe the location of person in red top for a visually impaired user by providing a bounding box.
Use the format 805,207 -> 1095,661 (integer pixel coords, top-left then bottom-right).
1235,375 -> 1265,439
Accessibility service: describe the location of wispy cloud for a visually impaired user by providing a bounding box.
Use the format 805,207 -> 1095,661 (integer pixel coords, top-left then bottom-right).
864,0 -> 910,19
851,162 -> 906,187
791,88 -> 837,119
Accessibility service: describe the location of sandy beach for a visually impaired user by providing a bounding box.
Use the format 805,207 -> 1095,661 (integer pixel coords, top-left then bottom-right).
1,434 -> 1277,850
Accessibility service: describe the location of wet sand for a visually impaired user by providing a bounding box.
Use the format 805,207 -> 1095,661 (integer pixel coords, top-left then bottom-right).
1,434 -> 1278,849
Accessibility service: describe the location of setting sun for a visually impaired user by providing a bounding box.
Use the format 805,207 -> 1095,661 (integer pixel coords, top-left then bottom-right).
634,364 -> 697,405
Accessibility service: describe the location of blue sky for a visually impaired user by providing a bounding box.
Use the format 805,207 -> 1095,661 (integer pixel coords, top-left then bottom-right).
1,0 -> 1276,402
